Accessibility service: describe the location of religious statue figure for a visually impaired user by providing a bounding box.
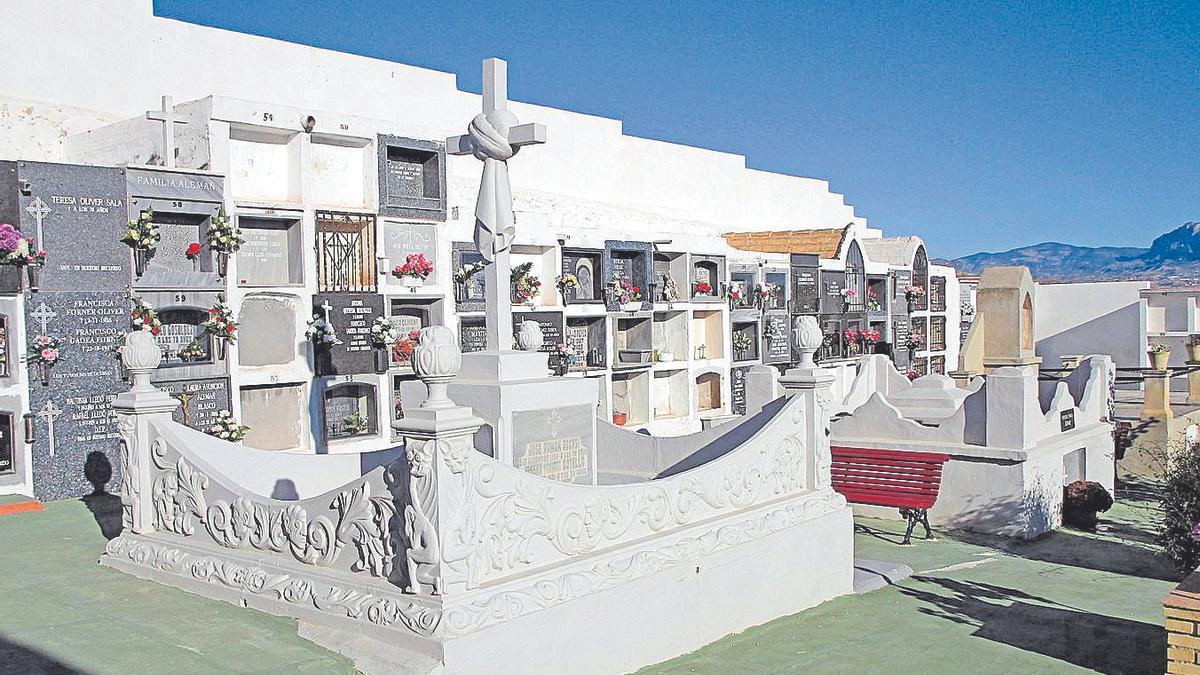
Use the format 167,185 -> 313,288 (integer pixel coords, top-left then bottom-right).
464,112 -> 518,262
662,272 -> 680,304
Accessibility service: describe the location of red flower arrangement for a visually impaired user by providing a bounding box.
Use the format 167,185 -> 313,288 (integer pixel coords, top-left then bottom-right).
391,330 -> 422,365
393,253 -> 433,280
185,242 -> 202,261
695,281 -> 713,295
860,328 -> 881,344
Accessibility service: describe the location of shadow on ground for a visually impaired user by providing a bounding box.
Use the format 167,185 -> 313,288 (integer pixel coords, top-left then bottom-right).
0,633 -> 88,674
80,492 -> 122,541
899,575 -> 1165,675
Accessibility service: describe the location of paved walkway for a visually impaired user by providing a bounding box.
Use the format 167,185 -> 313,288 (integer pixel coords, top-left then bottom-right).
0,479 -> 1179,674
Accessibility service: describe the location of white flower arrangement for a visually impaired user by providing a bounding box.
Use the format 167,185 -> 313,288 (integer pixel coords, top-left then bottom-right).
207,410 -> 249,442
369,316 -> 400,348
122,209 -> 160,249
206,207 -> 244,253
305,315 -> 341,346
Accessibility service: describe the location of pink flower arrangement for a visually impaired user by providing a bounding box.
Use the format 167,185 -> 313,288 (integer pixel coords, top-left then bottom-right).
860,328 -> 881,344
906,370 -> 919,381
26,334 -> 62,366
0,223 -> 45,267
393,253 -> 433,280
843,327 -> 860,344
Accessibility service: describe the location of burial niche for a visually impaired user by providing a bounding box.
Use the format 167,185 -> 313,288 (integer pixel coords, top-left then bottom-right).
377,135 -> 446,220
240,383 -> 305,452
323,382 -> 379,441
315,211 -> 377,293
696,371 -> 722,412
237,215 -> 303,286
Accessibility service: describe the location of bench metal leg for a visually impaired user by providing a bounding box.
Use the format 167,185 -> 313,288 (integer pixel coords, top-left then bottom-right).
919,509 -> 933,540
899,508 -> 919,545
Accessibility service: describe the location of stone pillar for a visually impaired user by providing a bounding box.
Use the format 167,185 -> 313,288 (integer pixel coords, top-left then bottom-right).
393,326 -> 484,597
111,331 -> 180,535
779,316 -> 834,490
1187,361 -> 1200,406
1143,369 -> 1174,421
1164,569 -> 1200,671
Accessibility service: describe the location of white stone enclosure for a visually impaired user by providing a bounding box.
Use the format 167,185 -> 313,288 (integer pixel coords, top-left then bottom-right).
101,330 -> 854,674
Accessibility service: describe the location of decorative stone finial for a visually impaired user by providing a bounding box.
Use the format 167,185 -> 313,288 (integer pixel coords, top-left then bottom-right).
411,326 -> 462,409
793,316 -> 822,368
121,330 -> 162,392
515,320 -> 544,352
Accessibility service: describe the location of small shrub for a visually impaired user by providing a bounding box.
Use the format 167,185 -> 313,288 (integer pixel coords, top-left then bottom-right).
1159,442 -> 1200,573
1062,480 -> 1113,531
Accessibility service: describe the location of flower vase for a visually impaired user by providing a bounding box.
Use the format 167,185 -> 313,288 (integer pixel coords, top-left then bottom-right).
620,301 -> 641,313
133,248 -> 151,278
401,276 -> 421,290
216,252 -> 229,279
373,347 -> 389,374
214,337 -> 227,361
25,265 -> 39,293
1150,351 -> 1170,370
38,362 -> 49,386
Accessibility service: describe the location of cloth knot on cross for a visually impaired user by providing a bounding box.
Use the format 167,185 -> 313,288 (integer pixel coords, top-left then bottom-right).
467,112 -> 517,162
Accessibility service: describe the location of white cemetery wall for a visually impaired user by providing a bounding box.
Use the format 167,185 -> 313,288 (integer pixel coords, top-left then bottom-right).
1035,280 -> 1150,372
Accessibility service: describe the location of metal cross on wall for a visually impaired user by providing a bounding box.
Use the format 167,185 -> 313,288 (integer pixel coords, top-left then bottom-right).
30,303 -> 56,334
446,58 -> 547,352
37,400 -> 63,458
145,95 -> 188,169
26,197 -> 50,249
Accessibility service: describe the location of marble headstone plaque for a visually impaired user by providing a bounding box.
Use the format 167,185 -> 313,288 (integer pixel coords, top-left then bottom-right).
376,135 -> 446,220
127,168 -> 224,290
892,316 -> 912,369
511,404 -> 594,484
792,266 -> 820,314
312,293 -> 385,376
238,217 -> 302,286
127,168 -> 223,203
459,316 -> 486,353
0,412 -> 13,474
452,242 -> 487,312
238,295 -> 297,367
240,383 -> 306,452
382,221 -> 437,285
26,292 -> 127,500
18,162 -> 129,293
561,249 -> 603,303
821,271 -> 846,314
763,312 -> 791,364
323,383 -> 376,439
512,311 -> 564,353
895,270 -> 912,305
602,241 -> 653,311
160,378 -> 232,432
731,366 -> 750,415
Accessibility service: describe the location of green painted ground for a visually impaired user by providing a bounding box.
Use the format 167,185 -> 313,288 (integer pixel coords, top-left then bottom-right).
0,479 -> 1179,674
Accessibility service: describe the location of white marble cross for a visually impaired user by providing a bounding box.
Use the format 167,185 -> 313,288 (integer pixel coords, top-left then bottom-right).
31,302 -> 56,334
145,95 -> 188,169
26,197 -> 50,249
446,58 -> 547,352
319,299 -> 335,324
37,400 -> 63,458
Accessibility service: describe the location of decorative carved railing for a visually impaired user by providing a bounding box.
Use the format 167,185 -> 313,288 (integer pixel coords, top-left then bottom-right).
103,326 -> 842,645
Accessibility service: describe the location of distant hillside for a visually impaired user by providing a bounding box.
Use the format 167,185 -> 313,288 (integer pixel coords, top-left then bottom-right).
940,222 -> 1200,285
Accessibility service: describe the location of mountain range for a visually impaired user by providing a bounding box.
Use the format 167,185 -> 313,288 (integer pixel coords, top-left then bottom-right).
940,222 -> 1200,285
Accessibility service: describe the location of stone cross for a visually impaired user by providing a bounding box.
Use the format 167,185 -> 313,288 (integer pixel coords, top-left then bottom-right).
145,95 -> 188,169
37,400 -> 63,458
31,302 -> 56,334
319,299 -> 334,324
26,196 -> 50,249
447,58 -> 547,352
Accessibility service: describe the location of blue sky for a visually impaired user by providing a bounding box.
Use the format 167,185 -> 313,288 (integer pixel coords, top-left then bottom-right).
155,1 -> 1198,258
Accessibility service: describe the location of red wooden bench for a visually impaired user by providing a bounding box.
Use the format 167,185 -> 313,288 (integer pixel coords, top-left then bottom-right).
830,446 -> 951,545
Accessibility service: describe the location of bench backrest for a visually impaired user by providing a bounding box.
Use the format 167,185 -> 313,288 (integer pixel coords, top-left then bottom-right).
830,446 -> 951,510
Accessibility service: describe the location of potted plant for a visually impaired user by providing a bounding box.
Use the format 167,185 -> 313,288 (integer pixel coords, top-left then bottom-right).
840,287 -> 858,311
612,411 -> 628,426
130,297 -> 163,337
611,273 -> 643,312
843,327 -> 861,356
201,300 -> 238,360
369,316 -> 399,373
904,285 -> 924,312
1149,343 -> 1171,370
756,282 -> 776,310
342,412 -> 371,436
732,330 -> 753,361
392,253 -> 433,289
26,334 -> 61,386
206,410 -> 249,443
453,261 -> 486,301
122,208 -> 159,278
694,280 -> 714,298
305,314 -> 341,348
511,262 -> 542,306
177,340 -> 206,362
860,328 -> 881,354
206,206 -> 242,278
391,330 -> 421,368
556,273 -> 581,304
551,341 -> 574,376
867,288 -> 882,312
0,223 -> 46,292
727,286 -> 744,309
